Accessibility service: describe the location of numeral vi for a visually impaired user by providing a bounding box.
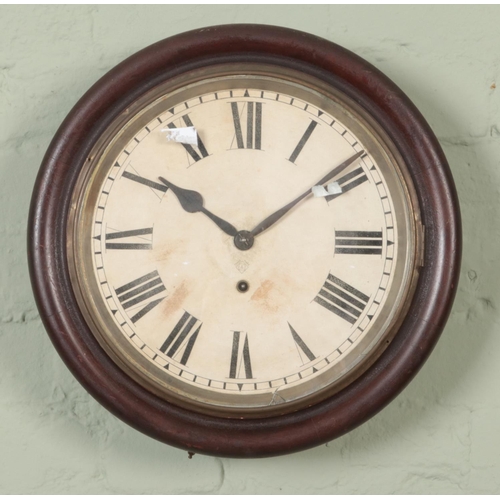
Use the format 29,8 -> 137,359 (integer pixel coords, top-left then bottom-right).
229,331 -> 253,379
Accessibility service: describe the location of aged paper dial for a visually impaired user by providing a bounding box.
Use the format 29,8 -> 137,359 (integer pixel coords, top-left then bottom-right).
68,67 -> 419,417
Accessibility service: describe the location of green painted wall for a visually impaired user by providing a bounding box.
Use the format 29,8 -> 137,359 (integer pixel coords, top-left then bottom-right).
1,5 -> 498,494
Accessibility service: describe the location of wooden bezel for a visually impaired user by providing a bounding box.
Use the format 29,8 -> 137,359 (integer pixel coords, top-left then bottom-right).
28,24 -> 461,458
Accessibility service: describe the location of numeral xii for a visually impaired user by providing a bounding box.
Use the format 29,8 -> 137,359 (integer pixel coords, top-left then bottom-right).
230,98 -> 262,150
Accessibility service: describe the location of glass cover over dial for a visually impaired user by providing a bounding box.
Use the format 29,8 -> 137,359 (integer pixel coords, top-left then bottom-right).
68,65 -> 420,417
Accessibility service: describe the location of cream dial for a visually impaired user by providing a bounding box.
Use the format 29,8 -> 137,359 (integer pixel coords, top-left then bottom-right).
69,69 -> 418,417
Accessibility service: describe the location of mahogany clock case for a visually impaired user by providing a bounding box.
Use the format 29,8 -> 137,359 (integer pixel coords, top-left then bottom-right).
28,24 -> 461,458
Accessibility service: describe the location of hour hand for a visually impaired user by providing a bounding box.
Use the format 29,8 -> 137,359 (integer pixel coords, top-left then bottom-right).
158,177 -> 239,237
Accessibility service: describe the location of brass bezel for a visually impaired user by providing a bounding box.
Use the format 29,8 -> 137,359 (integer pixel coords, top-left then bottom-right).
67,63 -> 422,418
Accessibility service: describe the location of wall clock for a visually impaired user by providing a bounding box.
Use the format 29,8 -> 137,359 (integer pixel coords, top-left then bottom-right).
28,25 -> 461,458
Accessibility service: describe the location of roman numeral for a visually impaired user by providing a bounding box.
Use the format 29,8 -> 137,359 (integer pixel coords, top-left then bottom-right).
288,120 -> 318,163
230,100 -> 262,150
229,331 -> 253,379
167,114 -> 209,163
335,230 -> 383,255
115,270 -> 166,323
122,171 -> 168,193
159,311 -> 201,365
288,323 -> 316,363
314,274 -> 369,324
97,227 -> 153,250
325,167 -> 368,201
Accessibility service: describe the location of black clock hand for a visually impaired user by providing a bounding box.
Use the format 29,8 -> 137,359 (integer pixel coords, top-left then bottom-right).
250,151 -> 364,237
158,177 -> 239,237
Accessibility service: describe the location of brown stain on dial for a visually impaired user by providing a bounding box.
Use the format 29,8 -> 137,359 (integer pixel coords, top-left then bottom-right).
162,281 -> 188,317
157,240 -> 184,262
250,279 -> 280,313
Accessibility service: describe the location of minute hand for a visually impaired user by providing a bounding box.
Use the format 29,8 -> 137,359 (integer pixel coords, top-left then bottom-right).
250,150 -> 364,238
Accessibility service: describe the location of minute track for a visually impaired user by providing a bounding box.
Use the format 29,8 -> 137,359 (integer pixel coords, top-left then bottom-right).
80,76 -> 413,418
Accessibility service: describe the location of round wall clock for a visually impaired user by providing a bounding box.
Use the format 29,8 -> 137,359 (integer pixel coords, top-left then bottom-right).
28,25 -> 461,457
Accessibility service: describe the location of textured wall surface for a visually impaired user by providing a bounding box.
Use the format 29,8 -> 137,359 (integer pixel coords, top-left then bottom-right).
1,5 -> 498,494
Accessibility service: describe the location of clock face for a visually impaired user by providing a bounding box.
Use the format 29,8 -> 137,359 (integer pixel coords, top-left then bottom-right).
68,64 -> 420,417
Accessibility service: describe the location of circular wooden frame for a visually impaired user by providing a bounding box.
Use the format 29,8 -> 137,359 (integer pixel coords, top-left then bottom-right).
28,24 -> 461,458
